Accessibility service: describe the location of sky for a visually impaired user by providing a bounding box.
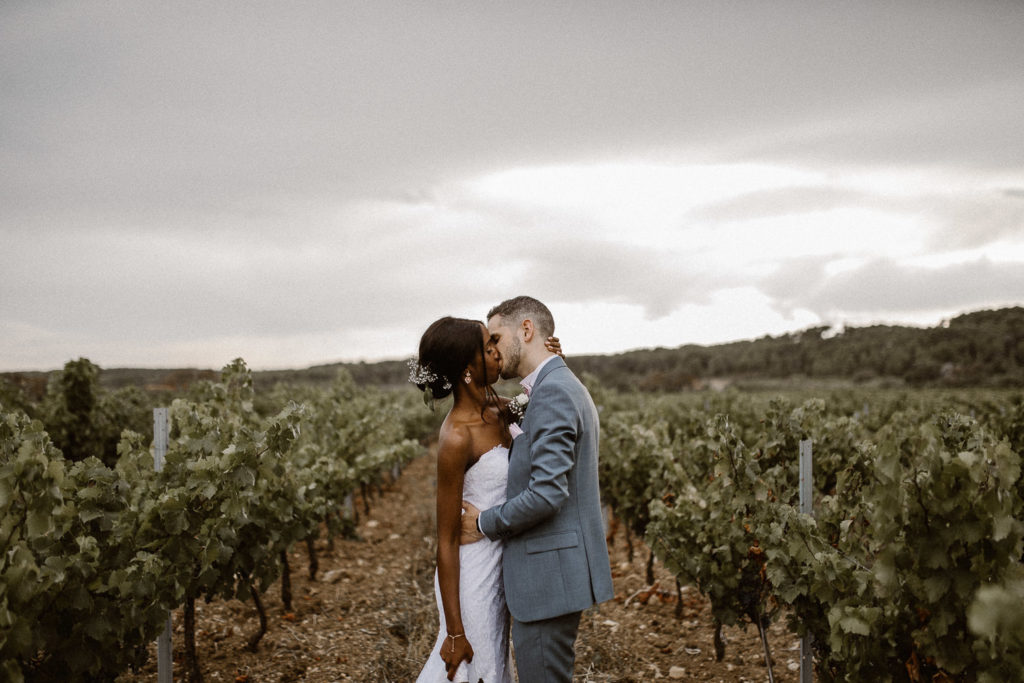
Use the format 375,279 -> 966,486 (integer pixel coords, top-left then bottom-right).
2,1 -> 1023,372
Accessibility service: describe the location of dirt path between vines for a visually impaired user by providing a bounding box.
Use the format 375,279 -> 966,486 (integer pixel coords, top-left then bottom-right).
118,451 -> 801,682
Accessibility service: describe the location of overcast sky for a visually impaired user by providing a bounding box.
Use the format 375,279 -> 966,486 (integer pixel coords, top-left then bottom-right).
2,1 -> 1023,372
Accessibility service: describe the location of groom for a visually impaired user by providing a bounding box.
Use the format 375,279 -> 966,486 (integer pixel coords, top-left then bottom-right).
461,295 -> 614,682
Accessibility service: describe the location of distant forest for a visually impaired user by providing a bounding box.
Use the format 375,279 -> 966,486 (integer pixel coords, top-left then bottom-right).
325,305 -> 1024,392
566,305 -> 1024,392
3,306 -> 1023,401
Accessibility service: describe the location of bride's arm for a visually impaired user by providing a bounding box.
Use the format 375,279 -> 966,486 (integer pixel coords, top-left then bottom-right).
434,429 -> 475,676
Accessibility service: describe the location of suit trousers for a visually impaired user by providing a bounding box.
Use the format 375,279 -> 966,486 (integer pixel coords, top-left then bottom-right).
511,610 -> 581,683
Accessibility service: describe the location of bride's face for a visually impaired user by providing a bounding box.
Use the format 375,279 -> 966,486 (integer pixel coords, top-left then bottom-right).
480,324 -> 502,384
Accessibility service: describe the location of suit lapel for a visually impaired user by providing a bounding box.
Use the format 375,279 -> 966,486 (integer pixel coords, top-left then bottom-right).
509,356 -> 565,462
532,355 -> 565,393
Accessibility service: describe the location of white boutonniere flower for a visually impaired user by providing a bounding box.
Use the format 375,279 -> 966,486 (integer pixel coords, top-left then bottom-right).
508,392 -> 529,421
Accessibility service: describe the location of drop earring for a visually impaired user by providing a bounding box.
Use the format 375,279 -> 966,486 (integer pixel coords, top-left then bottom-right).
464,374 -> 472,384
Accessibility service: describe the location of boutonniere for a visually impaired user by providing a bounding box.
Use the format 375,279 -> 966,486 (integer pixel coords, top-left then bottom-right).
508,392 -> 529,421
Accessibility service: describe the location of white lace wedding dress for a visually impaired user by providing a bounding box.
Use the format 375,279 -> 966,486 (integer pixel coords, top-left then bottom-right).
416,444 -> 513,683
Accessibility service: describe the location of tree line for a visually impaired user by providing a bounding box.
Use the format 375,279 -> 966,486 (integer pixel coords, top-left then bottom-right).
571,306 -> 1024,391
3,306 -> 1022,401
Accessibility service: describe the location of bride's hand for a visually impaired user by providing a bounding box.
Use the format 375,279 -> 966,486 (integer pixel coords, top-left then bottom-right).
545,336 -> 564,358
441,633 -> 474,680
460,502 -> 484,545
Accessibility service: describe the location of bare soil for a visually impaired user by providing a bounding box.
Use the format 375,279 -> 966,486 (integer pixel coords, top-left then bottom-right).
117,452 -> 802,682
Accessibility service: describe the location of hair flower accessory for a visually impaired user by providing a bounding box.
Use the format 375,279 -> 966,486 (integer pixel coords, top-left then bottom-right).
508,392 -> 529,420
407,357 -> 451,407
407,357 -> 451,389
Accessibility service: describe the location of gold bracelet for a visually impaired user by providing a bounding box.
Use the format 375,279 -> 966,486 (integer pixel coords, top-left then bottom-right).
446,633 -> 465,646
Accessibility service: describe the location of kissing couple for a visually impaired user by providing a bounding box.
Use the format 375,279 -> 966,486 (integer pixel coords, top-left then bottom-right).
410,296 -> 614,682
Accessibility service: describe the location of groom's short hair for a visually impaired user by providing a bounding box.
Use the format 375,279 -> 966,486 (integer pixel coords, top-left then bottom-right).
488,296 -> 555,338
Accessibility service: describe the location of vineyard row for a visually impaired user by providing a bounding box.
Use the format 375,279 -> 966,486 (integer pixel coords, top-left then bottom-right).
0,360 -> 430,682
596,387 -> 1024,682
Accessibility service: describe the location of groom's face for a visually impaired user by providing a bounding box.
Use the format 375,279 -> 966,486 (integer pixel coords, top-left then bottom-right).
487,315 -> 522,380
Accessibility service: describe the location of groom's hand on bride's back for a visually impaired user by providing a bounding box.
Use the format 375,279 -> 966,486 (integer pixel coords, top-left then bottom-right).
460,502 -> 484,544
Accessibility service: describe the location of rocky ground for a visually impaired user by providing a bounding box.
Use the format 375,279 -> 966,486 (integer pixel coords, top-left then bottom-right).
118,451 -> 803,682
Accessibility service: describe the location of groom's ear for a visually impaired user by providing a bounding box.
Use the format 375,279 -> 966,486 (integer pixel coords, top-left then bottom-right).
521,318 -> 535,342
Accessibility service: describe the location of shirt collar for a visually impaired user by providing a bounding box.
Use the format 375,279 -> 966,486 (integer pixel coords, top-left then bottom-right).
520,354 -> 557,396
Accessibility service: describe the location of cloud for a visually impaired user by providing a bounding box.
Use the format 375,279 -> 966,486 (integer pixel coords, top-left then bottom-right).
758,255 -> 833,307
687,169 -> 1024,258
727,75 -> 1024,174
518,239 -> 715,319
3,2 -> 1024,370
687,186 -> 872,223
764,257 -> 1024,318
6,1 -> 1023,227
927,189 -> 1024,250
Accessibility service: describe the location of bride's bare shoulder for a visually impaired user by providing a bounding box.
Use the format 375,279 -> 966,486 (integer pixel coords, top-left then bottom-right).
436,422 -> 472,463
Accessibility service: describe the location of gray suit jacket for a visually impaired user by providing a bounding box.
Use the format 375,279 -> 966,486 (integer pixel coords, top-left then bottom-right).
479,356 -> 614,622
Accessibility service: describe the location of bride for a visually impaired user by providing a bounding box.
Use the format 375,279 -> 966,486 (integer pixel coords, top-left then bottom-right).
410,316 -> 560,682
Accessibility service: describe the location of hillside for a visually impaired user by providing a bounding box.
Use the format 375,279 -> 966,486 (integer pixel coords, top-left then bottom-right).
569,305 -> 1024,391
3,306 -> 1022,399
